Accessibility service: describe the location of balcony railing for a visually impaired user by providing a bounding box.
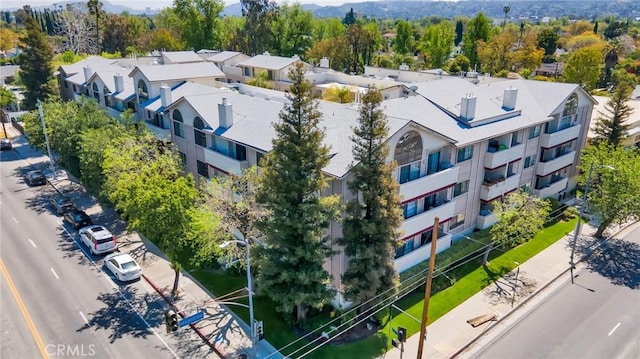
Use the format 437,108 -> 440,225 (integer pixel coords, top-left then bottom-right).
533,177 -> 568,198
535,151 -> 575,176
476,211 -> 497,230
394,233 -> 452,273
480,173 -> 520,201
540,123 -> 581,148
204,147 -> 250,175
143,122 -> 171,141
399,165 -> 458,202
484,143 -> 525,169
401,201 -> 455,240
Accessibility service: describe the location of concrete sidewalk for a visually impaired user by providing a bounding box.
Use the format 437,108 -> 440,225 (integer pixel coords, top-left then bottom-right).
382,220 -> 640,359
6,123 -> 281,359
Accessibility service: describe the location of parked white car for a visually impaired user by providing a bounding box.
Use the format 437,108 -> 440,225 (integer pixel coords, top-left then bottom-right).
78,225 -> 117,255
104,253 -> 141,282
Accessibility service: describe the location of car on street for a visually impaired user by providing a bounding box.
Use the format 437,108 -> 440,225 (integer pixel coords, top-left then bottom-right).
78,225 -> 117,255
64,209 -> 93,230
49,195 -> 75,215
0,139 -> 12,151
24,170 -> 47,186
104,252 -> 141,282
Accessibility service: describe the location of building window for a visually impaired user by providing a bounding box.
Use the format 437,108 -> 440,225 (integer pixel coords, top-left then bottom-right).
235,143 -> 247,161
395,131 -> 423,184
426,151 -> 440,175
529,125 -> 541,139
243,67 -> 252,76
454,180 -> 469,197
457,145 -> 473,162
178,152 -> 187,167
137,79 -> 148,102
524,155 -> 536,168
196,160 -> 209,178
92,83 -> 99,99
450,212 -> 465,229
402,201 -> 418,219
563,93 -> 578,117
395,238 -> 415,259
256,152 -> 264,166
194,116 -> 207,147
172,110 -> 184,138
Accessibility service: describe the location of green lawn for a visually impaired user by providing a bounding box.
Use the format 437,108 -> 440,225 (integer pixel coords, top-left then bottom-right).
182,218 -> 578,358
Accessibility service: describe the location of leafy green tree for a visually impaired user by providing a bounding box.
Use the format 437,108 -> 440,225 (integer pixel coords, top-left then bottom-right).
420,21 -> 454,69
394,20 -> 414,55
340,87 -> 403,311
255,63 -> 340,325
17,9 -> 56,110
174,0 -> 224,51
445,54 -> 471,74
246,70 -> 271,89
593,73 -> 635,146
579,142 -> 640,238
537,27 -> 559,56
306,36 -> 351,72
241,0 -> 277,55
271,4 -> 313,58
138,28 -> 184,53
462,12 -> 491,70
484,191 -> 551,265
562,46 -> 602,91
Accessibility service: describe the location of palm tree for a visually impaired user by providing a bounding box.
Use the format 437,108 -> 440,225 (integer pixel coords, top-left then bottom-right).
503,5 -> 510,28
87,0 -> 103,53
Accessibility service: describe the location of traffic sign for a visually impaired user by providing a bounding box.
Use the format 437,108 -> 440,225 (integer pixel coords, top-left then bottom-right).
179,310 -> 205,327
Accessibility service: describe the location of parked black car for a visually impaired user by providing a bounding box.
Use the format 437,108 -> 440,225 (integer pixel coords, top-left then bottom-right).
50,195 -> 76,215
63,210 -> 93,230
0,139 -> 12,151
25,170 -> 47,186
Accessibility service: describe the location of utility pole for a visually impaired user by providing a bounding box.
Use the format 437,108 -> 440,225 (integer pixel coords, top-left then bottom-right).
37,100 -> 56,180
570,162 -> 593,284
416,217 -> 439,359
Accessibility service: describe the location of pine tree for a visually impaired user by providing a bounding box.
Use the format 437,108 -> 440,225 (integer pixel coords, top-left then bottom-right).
17,8 -> 56,110
340,87 -> 403,311
593,73 -> 635,146
256,63 -> 340,325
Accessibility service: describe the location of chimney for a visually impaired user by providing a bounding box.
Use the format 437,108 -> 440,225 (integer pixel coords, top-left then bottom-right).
114,74 -> 124,92
399,63 -> 409,71
319,57 -> 330,68
460,94 -> 477,121
83,66 -> 92,83
218,98 -> 233,129
502,87 -> 518,110
160,84 -> 172,108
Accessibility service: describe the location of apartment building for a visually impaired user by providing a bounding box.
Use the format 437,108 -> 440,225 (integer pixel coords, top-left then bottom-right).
55,54 -> 595,306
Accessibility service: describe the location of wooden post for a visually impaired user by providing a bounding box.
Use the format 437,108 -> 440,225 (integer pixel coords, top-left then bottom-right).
416,217 -> 439,359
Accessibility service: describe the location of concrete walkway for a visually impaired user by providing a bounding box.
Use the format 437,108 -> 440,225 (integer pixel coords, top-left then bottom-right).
381,219 -> 640,359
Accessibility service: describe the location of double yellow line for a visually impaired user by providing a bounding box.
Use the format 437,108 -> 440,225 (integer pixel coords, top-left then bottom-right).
0,258 -> 48,359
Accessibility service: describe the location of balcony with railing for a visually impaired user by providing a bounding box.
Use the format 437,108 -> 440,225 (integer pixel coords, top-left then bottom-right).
534,176 -> 568,198
394,232 -> 452,273
401,200 -> 455,240
539,123 -> 581,148
204,147 -> 250,175
144,122 -> 171,141
535,150 -> 575,176
398,163 -> 459,202
484,142 -> 525,169
480,173 -> 520,201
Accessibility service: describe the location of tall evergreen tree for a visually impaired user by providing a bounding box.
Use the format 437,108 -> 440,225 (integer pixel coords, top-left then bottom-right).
454,19 -> 463,47
18,7 -> 56,110
241,0 -> 277,55
340,88 -> 403,311
87,0 -> 103,53
256,63 -> 340,325
593,74 -> 635,147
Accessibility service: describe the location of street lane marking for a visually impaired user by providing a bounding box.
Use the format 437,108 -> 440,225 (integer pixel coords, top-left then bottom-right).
608,322 -> 621,336
78,311 -> 89,325
28,239 -> 37,248
50,268 -> 59,280
12,216 -> 18,223
0,259 -> 49,359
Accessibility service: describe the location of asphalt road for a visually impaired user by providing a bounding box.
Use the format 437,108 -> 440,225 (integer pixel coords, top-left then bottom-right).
472,226 -> 640,359
0,145 -> 179,358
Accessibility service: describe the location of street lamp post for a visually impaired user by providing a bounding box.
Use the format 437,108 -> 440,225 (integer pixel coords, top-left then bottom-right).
511,261 -> 520,307
220,239 -> 255,348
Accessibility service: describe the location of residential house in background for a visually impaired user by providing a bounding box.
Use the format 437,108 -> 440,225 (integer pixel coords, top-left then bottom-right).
234,53 -> 310,91
206,51 -> 251,83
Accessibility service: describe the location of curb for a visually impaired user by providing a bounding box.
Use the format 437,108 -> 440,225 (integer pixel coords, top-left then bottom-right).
142,273 -> 227,359
448,221 -> 638,359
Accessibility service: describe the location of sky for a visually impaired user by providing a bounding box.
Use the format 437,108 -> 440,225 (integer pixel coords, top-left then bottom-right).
1,0 -> 371,11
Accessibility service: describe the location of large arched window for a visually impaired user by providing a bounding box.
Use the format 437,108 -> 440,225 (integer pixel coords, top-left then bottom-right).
395,131 -> 423,184
137,79 -> 148,102
172,109 -> 184,138
194,116 -> 207,147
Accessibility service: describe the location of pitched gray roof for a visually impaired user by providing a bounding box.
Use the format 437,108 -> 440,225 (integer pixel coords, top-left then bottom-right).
58,56 -> 121,76
162,51 -> 203,64
143,82 -> 228,112
130,62 -> 225,83
207,51 -> 243,62
236,54 -> 299,70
